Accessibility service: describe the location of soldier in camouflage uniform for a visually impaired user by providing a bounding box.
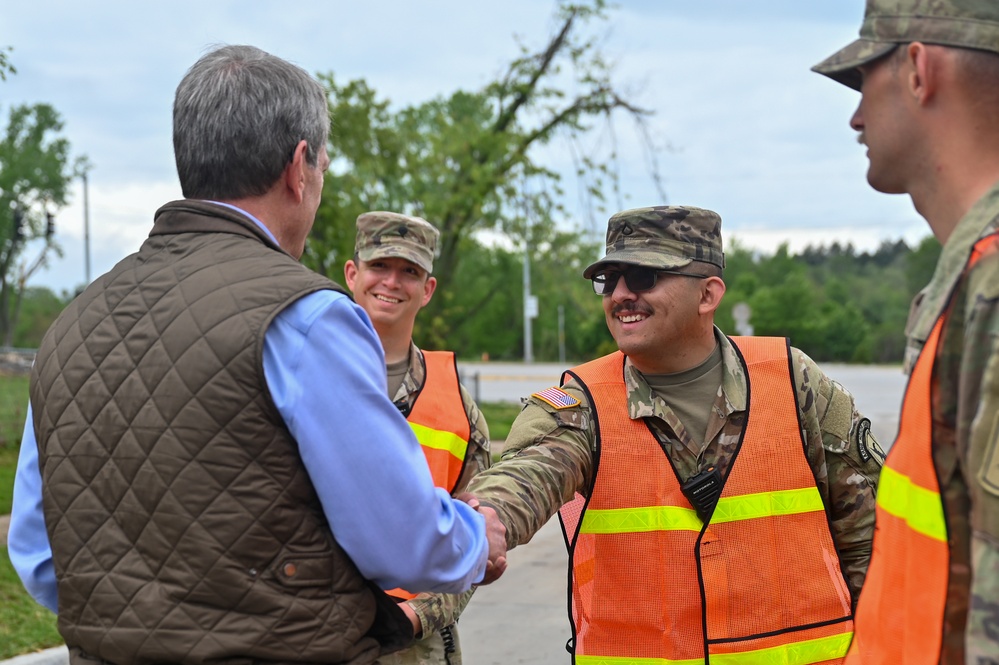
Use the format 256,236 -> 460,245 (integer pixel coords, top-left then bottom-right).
466,206 -> 884,661
345,211 -> 491,665
813,1 -> 999,662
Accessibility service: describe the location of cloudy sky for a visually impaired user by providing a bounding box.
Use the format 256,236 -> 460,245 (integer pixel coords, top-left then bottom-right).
2,1 -> 928,294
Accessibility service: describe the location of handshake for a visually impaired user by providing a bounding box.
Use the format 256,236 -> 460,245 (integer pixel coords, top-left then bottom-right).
458,492 -> 508,585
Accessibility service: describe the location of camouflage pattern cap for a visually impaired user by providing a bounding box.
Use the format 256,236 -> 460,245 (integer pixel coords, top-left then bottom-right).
813,0 -> 999,90
582,206 -> 725,279
354,211 -> 439,274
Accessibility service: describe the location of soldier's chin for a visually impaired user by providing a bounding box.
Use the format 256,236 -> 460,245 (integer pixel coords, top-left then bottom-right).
866,165 -> 907,195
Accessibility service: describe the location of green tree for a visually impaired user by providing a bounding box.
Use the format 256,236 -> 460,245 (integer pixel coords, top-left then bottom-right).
0,103 -> 76,344
905,234 -> 942,294
10,286 -> 66,347
0,46 -> 14,81
307,0 -> 660,351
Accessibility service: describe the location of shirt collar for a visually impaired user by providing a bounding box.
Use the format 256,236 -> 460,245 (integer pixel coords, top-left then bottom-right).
624,327 -> 745,420
206,201 -> 280,246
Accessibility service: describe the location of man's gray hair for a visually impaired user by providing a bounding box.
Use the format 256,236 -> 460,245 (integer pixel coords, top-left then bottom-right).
173,44 -> 329,200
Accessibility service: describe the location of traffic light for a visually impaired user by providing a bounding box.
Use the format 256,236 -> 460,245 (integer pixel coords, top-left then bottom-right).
11,207 -> 23,243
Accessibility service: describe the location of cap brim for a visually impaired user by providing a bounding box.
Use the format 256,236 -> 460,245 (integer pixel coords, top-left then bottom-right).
811,39 -> 898,91
582,254 -> 692,279
358,246 -> 433,274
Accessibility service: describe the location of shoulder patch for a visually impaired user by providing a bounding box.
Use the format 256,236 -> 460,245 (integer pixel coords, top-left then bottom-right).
532,386 -> 580,410
855,418 -> 885,465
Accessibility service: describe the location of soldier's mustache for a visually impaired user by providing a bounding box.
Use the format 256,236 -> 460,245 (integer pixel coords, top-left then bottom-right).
612,304 -> 653,317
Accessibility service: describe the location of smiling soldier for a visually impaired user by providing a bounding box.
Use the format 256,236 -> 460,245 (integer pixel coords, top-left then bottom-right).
345,211 -> 491,665
466,205 -> 885,664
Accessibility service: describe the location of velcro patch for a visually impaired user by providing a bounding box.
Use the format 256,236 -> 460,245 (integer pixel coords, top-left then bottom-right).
532,386 -> 580,410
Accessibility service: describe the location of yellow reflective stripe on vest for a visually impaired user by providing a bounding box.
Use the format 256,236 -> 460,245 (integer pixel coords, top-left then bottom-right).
711,487 -> 824,524
579,488 -> 824,534
409,421 -> 468,460
876,465 -> 947,543
575,632 -> 853,665
580,504 -> 703,534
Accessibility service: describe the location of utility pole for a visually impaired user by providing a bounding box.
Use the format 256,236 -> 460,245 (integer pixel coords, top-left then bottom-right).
522,234 -> 536,364
82,168 -> 91,284
74,156 -> 94,286
557,304 -> 566,365
521,185 -> 537,364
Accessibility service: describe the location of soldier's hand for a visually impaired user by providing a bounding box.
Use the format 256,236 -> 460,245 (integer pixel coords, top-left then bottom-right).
400,601 -> 423,638
458,492 -> 508,584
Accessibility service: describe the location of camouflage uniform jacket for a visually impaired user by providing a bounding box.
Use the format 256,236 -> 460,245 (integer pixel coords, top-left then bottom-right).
467,330 -> 884,603
901,181 -> 999,665
383,342 -> 491,665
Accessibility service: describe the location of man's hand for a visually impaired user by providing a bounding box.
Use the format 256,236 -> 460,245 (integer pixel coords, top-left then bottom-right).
400,602 -> 422,639
458,493 -> 507,584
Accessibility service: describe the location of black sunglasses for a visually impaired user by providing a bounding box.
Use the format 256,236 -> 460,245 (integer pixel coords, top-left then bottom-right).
591,266 -> 707,295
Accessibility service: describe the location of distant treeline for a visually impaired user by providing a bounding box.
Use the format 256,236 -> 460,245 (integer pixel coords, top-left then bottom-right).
716,236 -> 941,364
13,234 -> 940,365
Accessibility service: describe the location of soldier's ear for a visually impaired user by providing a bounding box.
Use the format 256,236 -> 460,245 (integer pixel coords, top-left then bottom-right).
344,260 -> 359,292
421,276 -> 437,307
699,276 -> 725,316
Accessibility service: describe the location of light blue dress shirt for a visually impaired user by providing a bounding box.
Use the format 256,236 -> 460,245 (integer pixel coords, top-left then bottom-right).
8,205 -> 487,614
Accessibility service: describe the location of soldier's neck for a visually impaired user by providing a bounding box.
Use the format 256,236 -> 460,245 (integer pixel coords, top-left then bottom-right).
375,323 -> 414,365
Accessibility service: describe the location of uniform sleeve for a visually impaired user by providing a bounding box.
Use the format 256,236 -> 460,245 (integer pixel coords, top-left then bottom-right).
792,349 -> 884,603
405,384 -> 491,634
465,380 -> 595,549
454,383 -> 491,492
407,588 -> 475,638
963,251 -> 999,659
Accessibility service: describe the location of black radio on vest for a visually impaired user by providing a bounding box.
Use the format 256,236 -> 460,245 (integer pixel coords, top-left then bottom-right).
681,465 -> 722,523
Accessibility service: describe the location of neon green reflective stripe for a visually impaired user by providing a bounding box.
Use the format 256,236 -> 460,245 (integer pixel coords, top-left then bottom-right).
575,632 -> 852,665
579,488 -> 824,534
877,465 -> 947,542
712,632 -> 854,665
580,505 -> 703,534
409,421 -> 467,460
711,487 -> 823,524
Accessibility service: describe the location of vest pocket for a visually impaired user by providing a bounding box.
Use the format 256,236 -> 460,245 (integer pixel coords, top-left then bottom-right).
274,549 -> 335,588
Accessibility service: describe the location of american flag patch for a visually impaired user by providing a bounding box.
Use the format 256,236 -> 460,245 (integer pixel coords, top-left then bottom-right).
532,387 -> 580,410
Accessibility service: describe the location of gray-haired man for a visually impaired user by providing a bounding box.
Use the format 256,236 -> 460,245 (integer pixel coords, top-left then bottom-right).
9,45 -> 505,665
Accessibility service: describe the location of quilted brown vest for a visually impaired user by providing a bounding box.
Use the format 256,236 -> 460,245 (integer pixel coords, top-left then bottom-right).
30,200 -> 411,665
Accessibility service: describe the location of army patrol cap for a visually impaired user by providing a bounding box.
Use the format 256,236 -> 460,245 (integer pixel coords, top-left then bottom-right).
582,206 -> 725,279
813,0 -> 999,90
354,211 -> 439,274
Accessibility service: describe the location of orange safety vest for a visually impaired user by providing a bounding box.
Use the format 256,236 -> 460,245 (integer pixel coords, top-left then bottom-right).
845,233 -> 999,664
388,350 -> 472,601
559,338 -> 854,665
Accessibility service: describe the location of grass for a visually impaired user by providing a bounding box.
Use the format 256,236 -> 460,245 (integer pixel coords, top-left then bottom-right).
0,374 -> 28,445
0,446 -> 16,515
0,548 -> 62,658
479,400 -> 523,444
0,373 -> 28,515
